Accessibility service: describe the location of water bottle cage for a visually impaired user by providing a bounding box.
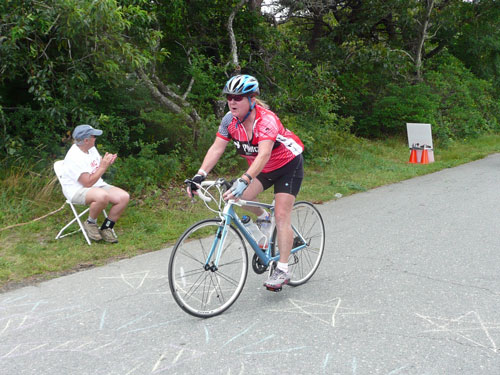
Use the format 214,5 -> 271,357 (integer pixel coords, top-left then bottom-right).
256,219 -> 271,226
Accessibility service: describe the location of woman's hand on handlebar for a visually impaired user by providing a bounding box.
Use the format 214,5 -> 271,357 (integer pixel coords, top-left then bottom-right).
185,174 -> 206,198
223,178 -> 248,201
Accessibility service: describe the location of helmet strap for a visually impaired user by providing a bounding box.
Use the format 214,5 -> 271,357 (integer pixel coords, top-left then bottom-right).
235,97 -> 256,128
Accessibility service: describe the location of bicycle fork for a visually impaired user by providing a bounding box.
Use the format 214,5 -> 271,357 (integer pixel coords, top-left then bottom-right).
204,217 -> 231,272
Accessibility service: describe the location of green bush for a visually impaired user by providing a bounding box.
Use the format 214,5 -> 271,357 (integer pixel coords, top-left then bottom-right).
338,51 -> 500,142
425,54 -> 500,139
109,141 -> 180,194
360,83 -> 440,138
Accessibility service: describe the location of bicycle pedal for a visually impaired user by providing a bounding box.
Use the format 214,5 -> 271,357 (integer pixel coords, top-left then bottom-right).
265,286 -> 282,292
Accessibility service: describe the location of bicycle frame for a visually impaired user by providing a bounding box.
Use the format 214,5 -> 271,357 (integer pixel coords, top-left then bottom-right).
205,198 -> 308,270
170,178 -> 326,317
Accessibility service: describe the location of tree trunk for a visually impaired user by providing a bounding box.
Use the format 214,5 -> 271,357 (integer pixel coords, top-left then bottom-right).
415,0 -> 435,82
309,15 -> 324,51
227,0 -> 248,72
137,68 -> 200,144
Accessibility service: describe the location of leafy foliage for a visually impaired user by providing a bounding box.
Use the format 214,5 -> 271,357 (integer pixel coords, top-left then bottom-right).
1,0 -> 499,192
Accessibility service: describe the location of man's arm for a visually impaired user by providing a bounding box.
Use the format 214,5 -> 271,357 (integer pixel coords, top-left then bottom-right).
78,152 -> 115,187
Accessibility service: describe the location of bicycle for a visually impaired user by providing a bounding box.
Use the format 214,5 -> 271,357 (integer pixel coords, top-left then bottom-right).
168,178 -> 325,318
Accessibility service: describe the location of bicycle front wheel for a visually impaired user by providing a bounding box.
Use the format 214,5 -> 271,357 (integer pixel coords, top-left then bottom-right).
271,201 -> 325,286
168,219 -> 248,318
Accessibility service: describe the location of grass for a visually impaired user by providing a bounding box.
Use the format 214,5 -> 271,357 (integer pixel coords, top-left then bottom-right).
1,134 -> 500,291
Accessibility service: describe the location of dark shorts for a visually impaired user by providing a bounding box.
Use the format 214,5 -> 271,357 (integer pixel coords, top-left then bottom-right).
256,154 -> 304,197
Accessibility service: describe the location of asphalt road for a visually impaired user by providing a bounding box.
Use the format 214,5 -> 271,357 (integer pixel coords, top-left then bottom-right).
1,155 -> 500,374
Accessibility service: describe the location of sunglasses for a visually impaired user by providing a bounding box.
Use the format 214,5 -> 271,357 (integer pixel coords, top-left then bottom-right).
226,95 -> 246,102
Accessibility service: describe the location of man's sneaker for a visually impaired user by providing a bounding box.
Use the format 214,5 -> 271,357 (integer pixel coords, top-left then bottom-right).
100,228 -> 118,243
83,221 -> 102,241
264,268 -> 290,291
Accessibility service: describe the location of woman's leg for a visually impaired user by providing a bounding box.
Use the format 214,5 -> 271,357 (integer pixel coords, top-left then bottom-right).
274,192 -> 296,263
240,178 -> 266,217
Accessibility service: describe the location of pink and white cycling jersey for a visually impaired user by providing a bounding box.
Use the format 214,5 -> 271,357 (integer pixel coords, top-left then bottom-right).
217,105 -> 304,173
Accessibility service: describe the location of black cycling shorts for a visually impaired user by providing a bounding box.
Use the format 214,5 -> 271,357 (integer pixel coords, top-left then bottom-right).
256,154 -> 304,197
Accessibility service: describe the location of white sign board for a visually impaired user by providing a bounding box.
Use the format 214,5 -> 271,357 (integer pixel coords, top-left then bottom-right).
406,123 -> 433,149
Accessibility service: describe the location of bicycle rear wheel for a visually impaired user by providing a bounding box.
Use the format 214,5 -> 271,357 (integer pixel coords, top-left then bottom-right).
271,201 -> 325,286
168,219 -> 248,318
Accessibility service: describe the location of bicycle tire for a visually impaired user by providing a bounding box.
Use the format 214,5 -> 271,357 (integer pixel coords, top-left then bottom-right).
168,218 -> 248,318
270,201 -> 325,286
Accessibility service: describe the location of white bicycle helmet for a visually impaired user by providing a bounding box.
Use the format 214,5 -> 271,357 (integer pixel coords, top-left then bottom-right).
223,74 -> 260,96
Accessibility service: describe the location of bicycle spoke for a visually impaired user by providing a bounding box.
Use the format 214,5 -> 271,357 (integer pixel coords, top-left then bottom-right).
280,201 -> 325,286
169,219 -> 248,317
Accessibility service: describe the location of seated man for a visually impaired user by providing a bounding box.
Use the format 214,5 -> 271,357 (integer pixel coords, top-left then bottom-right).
59,124 -> 130,243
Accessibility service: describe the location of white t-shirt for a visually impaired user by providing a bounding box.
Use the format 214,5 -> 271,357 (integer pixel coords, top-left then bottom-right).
60,144 -> 108,200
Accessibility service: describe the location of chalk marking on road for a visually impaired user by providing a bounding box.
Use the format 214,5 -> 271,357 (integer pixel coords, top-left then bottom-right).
37,306 -> 80,316
477,311 -> 498,352
2,344 -> 21,358
116,311 -> 152,331
75,341 -> 94,350
125,362 -> 144,375
52,308 -> 92,323
99,309 -> 107,330
221,322 -> 257,348
241,346 -> 307,355
152,350 -> 168,373
26,343 -> 49,354
331,298 -> 342,327
0,319 -> 11,335
386,365 -> 410,375
99,271 -> 154,289
150,345 -> 206,373
1,294 -> 28,305
204,325 -> 210,343
31,300 -> 47,311
238,362 -> 245,375
48,340 -> 73,351
288,298 -> 340,327
90,340 -> 115,352
144,291 -> 170,296
322,352 -> 330,373
172,348 -> 184,364
269,298 -> 371,328
17,315 -> 28,329
352,357 -> 357,375
234,334 -> 274,352
416,311 -> 500,353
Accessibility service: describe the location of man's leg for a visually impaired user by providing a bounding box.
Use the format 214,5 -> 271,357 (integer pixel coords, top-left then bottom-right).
105,187 -> 130,222
84,187 -> 129,243
99,187 -> 129,243
85,187 -> 110,220
79,187 -> 110,241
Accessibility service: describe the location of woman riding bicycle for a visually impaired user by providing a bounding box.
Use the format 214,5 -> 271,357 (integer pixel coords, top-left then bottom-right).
186,74 -> 304,290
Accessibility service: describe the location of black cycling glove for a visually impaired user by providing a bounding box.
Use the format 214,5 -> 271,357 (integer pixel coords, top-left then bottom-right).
186,174 -> 205,197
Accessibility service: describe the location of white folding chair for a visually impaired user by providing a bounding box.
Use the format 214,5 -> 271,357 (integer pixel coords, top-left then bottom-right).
53,160 -> 114,245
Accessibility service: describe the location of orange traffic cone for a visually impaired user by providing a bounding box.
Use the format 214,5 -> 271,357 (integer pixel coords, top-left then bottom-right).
408,148 -> 418,164
420,149 -> 429,164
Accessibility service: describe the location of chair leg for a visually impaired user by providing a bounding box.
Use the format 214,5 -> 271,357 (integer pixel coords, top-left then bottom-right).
55,202 -> 92,245
72,204 -> 92,245
55,209 -> 86,239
